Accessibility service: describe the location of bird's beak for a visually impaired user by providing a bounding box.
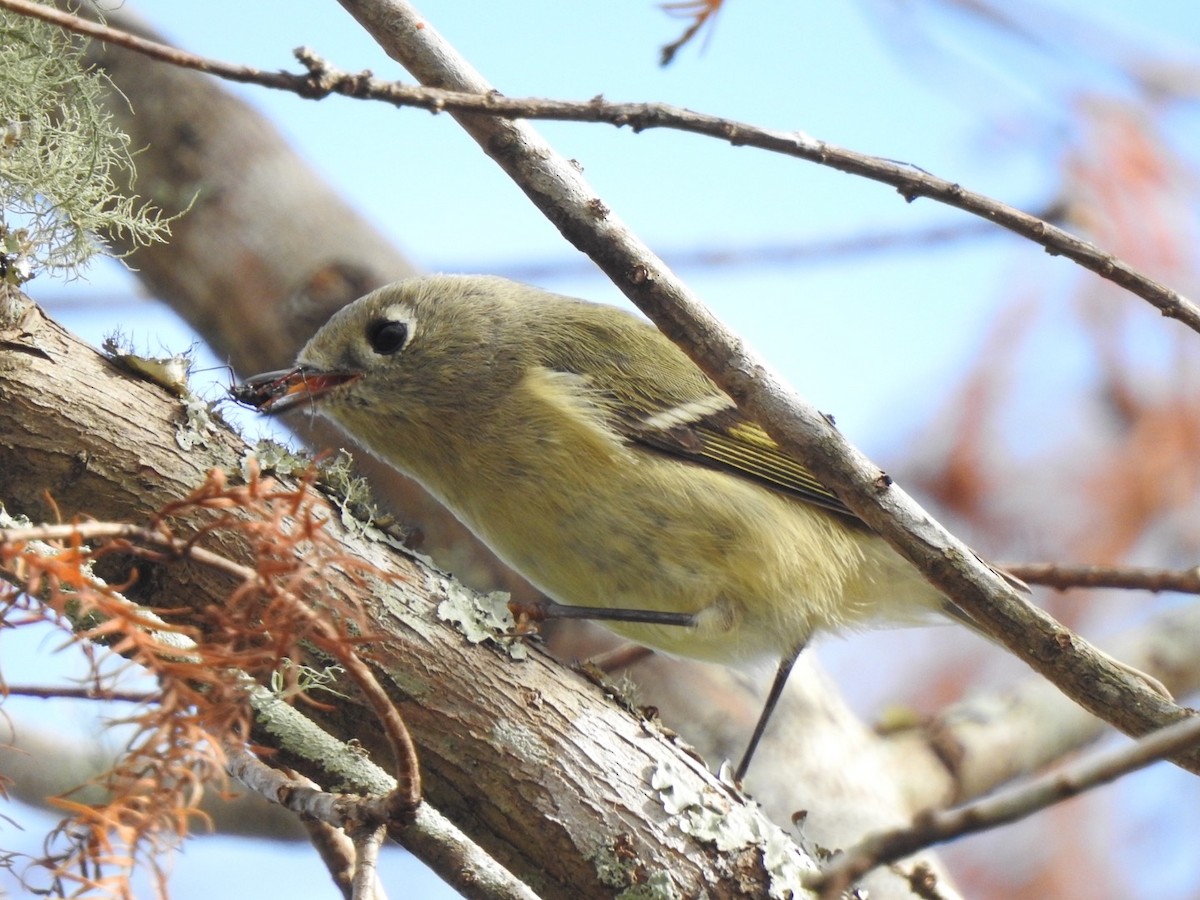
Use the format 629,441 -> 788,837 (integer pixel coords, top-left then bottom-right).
231,367 -> 362,415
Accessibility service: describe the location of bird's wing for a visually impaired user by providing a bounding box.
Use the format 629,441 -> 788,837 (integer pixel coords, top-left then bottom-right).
621,403 -> 859,520
538,309 -> 860,521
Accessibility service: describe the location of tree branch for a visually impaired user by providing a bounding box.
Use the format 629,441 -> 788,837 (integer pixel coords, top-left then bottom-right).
2,684 -> 159,703
881,599 -> 1200,811
224,748 -> 389,900
300,816 -> 359,900
4,0 -> 1196,332
482,214 -> 1044,282
812,714 -> 1200,897
243,689 -> 540,900
1003,562 -> 1200,594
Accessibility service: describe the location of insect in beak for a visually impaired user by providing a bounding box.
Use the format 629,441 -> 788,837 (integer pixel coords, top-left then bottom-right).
230,367 -> 362,414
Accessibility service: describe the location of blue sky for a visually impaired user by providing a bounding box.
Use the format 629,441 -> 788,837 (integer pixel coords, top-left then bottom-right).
44,0 -> 1097,439
7,1 -> 1200,897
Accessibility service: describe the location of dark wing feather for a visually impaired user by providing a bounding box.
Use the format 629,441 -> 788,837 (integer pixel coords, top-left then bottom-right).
623,406 -> 860,521
532,296 -> 862,523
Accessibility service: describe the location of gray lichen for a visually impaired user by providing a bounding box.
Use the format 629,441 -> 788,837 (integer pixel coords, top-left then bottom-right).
0,10 -> 174,280
651,759 -> 814,899
436,582 -> 528,661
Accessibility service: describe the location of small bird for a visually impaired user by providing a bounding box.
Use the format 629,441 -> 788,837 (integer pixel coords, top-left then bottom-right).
235,275 -> 1157,778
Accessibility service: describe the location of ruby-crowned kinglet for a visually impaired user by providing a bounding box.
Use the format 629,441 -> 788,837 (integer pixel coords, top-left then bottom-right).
237,275 -> 1159,777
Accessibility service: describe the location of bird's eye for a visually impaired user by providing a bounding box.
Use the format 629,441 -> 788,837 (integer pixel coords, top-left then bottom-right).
366,319 -> 409,355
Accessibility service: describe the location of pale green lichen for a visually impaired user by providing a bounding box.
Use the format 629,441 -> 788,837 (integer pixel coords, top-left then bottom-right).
315,449 -> 410,551
240,444 -> 412,550
315,449 -> 368,505
269,659 -> 349,702
174,394 -> 217,450
489,718 -> 550,767
0,10 -> 174,281
761,828 -> 811,899
592,843 -> 634,889
1,226 -> 33,284
241,439 -> 312,480
651,759 -> 813,899
615,871 -> 677,900
436,583 -> 528,661
592,840 -> 680,899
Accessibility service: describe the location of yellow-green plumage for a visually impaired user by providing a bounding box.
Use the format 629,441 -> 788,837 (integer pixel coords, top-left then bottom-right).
280,274 -> 945,666
241,274 -> 1174,776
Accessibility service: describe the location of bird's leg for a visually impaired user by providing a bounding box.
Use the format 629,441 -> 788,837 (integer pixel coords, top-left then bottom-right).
508,597 -> 698,631
736,641 -> 805,782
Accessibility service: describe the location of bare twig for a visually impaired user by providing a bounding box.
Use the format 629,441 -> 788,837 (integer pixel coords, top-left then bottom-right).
483,214 -> 1041,282
236,696 -> 541,900
2,684 -> 159,703
1003,562 -> 1200,594
811,715 -> 1200,897
32,217 -> 1030,298
3,0 -> 1197,333
0,0 -> 301,89
880,599 -> 1200,811
301,817 -> 358,900
225,748 -> 390,899
227,746 -> 364,830
349,825 -> 387,900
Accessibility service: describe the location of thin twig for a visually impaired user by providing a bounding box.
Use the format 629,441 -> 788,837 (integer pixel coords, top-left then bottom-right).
1003,562 -> 1200,594
302,818 -> 357,900
31,218 -> 1036,298
2,0 -> 1197,333
224,748 -> 390,899
234,697 -> 540,900
0,0 -> 300,89
878,600 -> 1200,812
349,825 -> 387,900
225,745 -> 361,829
810,715 -> 1200,897
2,684 -> 159,703
483,214 -> 1040,282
